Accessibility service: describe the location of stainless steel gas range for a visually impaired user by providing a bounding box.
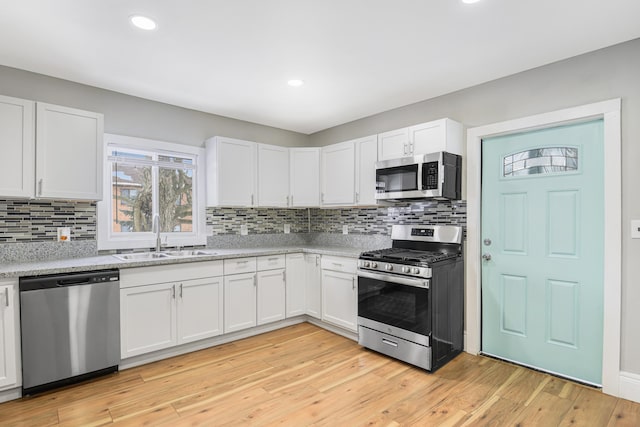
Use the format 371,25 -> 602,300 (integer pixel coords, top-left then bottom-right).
357,225 -> 464,371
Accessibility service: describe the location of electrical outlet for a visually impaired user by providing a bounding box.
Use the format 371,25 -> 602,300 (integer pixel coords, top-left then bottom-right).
342,225 -> 348,235
284,224 -> 291,234
632,220 -> 640,239
57,227 -> 71,242
240,224 -> 248,236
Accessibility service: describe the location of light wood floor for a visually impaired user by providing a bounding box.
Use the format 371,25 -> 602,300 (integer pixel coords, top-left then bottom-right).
2,323 -> 639,426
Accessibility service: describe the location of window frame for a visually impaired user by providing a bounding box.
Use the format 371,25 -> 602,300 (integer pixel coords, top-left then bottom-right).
97,134 -> 207,250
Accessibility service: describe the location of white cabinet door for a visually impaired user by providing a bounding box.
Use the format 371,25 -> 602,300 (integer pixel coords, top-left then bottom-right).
321,141 -> 355,206
205,137 -> 256,207
285,253 -> 306,318
289,148 -> 320,207
257,269 -> 286,325
0,282 -> 18,390
0,95 -> 34,198
378,127 -> 409,160
224,273 -> 257,333
257,143 -> 289,207
410,118 -> 462,156
305,254 -> 322,319
35,102 -> 103,200
354,135 -> 378,206
321,269 -> 357,332
120,283 -> 177,358
177,277 -> 224,344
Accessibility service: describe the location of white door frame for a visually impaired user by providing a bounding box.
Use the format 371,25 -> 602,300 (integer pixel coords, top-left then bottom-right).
465,99 -> 621,396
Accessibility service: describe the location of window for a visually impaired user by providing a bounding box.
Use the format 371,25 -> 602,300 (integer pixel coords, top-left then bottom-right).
503,147 -> 578,177
97,134 -> 207,250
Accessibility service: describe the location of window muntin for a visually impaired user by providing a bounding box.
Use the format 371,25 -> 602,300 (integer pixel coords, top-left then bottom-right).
503,147 -> 578,177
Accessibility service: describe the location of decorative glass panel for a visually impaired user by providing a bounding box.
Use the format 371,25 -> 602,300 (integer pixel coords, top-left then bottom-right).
503,147 -> 578,177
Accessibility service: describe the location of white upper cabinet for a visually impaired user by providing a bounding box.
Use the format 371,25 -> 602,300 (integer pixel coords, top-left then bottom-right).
289,147 -> 320,207
0,96 -> 103,200
378,118 -> 463,161
36,102 -> 104,200
205,136 -> 257,207
0,95 -> 34,198
354,135 -> 378,206
257,143 -> 289,207
321,140 -> 356,206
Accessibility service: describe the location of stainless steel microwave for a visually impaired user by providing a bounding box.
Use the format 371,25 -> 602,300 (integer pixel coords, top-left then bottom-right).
375,151 -> 462,201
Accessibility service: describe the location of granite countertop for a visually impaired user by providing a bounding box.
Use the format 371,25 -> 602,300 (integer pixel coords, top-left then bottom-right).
0,245 -> 364,279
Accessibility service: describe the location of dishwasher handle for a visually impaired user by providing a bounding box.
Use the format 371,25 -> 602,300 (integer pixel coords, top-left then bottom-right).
56,278 -> 93,287
20,269 -> 120,291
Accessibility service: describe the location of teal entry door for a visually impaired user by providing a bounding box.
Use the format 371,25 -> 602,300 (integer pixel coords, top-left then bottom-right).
481,119 -> 604,385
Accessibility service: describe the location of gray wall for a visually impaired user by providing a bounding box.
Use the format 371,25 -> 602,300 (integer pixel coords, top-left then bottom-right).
310,38 -> 640,375
0,65 -> 309,148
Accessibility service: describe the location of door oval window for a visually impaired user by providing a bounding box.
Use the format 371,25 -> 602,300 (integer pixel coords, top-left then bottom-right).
503,147 -> 578,177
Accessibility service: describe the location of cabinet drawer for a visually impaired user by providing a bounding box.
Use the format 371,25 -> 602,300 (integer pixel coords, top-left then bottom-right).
321,256 -> 357,274
224,257 -> 257,275
257,254 -> 286,271
121,260 -> 223,288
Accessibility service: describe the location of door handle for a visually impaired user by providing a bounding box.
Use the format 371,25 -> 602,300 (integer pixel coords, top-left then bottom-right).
482,253 -> 492,261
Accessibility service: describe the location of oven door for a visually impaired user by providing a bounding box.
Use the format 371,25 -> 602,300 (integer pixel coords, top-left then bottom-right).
357,270 -> 431,342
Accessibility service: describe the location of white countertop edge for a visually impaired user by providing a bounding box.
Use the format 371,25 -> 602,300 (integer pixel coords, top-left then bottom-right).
0,246 -> 364,278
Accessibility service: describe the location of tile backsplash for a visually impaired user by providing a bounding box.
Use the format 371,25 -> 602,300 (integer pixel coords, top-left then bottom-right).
0,200 -> 466,242
0,199 -> 96,243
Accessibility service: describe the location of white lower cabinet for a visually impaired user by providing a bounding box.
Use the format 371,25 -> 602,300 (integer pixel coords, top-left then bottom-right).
285,253 -> 306,318
178,277 -> 224,343
0,281 -> 19,390
305,254 -> 322,319
224,272 -> 257,333
121,283 -> 176,358
321,256 -> 358,332
257,269 -> 286,325
120,261 -> 224,359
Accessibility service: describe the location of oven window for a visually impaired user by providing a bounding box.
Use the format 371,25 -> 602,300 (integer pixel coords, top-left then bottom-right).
376,164 -> 419,193
358,276 -> 430,336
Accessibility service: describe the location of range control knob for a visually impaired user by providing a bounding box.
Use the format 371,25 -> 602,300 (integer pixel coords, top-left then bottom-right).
363,261 -> 370,268
385,264 -> 393,271
371,262 -> 378,268
402,266 -> 410,273
412,267 -> 420,274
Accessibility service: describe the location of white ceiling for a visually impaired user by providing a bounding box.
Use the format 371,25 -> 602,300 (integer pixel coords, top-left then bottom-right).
1,1 -> 639,134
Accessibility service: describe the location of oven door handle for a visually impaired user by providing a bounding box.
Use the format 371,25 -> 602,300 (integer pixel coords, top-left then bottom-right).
357,270 -> 430,289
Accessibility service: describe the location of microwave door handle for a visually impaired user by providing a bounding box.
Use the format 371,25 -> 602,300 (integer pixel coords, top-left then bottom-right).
357,270 -> 430,289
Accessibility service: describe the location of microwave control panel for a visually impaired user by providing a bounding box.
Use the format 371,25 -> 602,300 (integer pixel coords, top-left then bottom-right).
423,161 -> 439,190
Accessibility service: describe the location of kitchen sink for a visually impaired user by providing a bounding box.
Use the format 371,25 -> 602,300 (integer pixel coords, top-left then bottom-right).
113,252 -> 169,261
113,250 -> 215,261
162,250 -> 213,257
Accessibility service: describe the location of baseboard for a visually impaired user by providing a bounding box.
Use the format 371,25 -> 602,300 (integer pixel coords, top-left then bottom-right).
619,371 -> 640,403
0,387 -> 22,404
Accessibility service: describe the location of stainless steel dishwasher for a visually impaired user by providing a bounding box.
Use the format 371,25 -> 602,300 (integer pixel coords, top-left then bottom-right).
19,269 -> 120,395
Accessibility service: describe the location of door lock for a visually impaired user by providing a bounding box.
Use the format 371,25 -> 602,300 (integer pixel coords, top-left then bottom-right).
484,238 -> 492,246
482,253 -> 492,261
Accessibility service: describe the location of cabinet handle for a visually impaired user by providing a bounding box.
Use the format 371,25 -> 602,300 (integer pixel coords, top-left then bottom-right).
352,276 -> 355,290
282,271 -> 286,282
251,194 -> 254,205
355,192 -> 359,203
179,283 -> 183,298
321,193 -> 324,203
254,274 -> 257,287
38,179 -> 43,196
286,195 -> 290,206
4,288 -> 8,307
237,260 -> 249,264
316,255 -> 319,266
333,262 -> 343,267
172,284 -> 176,299
268,257 -> 279,262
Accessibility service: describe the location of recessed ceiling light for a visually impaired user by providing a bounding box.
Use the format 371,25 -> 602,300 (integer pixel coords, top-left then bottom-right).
462,0 -> 481,3
130,15 -> 157,31
287,79 -> 304,87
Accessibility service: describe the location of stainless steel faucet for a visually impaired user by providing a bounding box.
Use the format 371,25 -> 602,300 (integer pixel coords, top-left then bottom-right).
152,214 -> 162,252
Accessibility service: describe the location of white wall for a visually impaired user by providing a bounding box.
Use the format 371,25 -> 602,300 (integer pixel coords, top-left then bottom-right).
0,65 -> 309,148
310,38 -> 640,374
